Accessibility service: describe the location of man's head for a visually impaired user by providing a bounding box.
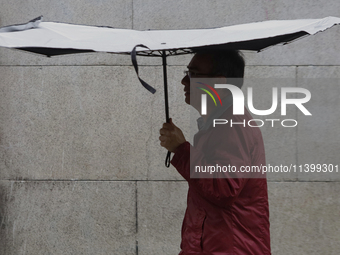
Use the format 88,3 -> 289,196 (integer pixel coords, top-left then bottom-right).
181,49 -> 245,104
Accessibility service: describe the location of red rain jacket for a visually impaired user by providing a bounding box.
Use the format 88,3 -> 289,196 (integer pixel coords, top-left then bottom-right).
171,107 -> 271,255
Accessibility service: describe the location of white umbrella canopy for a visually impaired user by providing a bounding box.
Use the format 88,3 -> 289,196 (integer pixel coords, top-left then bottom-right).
1,16 -> 340,56
1,16 -> 340,166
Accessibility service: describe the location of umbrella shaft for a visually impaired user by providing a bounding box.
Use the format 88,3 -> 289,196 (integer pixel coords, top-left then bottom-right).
162,51 -> 171,167
162,51 -> 170,123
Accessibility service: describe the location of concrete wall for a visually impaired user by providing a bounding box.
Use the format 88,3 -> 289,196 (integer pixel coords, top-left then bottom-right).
0,1 -> 339,254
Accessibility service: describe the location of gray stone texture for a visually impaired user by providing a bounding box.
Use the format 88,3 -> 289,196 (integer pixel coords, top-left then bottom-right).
296,66 -> 340,181
0,180 -> 136,255
268,182 -> 340,255
137,181 -> 187,255
0,0 -> 132,28
0,0 -> 339,254
0,66 -> 154,180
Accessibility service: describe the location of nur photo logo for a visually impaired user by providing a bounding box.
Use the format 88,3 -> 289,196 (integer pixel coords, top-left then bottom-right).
196,81 -> 312,128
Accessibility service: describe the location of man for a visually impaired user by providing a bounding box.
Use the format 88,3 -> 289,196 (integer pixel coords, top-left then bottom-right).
159,50 -> 271,255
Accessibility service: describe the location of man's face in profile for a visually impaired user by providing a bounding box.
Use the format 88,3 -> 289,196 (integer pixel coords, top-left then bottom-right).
181,53 -> 215,105
181,53 -> 228,115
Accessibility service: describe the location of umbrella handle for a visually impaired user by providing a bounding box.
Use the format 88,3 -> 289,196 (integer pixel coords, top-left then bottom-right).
165,151 -> 171,167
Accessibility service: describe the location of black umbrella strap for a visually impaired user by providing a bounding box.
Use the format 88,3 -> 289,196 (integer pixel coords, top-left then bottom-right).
131,45 -> 156,94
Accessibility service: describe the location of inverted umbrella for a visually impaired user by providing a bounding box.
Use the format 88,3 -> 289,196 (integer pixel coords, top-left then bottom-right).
1,16 -> 340,166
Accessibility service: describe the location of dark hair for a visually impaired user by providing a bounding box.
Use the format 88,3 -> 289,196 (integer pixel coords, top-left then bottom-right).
193,48 -> 245,88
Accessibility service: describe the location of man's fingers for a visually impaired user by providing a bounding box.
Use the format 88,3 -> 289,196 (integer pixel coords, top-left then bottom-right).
169,118 -> 178,128
162,122 -> 174,130
159,137 -> 168,148
159,135 -> 167,142
159,128 -> 171,136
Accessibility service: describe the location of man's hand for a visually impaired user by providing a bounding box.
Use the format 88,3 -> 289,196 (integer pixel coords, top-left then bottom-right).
159,118 -> 186,152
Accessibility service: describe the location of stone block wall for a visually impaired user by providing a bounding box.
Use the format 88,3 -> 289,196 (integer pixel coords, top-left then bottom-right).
0,1 -> 339,254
